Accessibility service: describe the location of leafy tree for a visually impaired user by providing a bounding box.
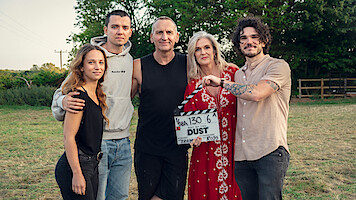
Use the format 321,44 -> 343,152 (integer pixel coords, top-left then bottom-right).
69,0 -> 356,81
0,70 -> 19,89
0,64 -> 67,90
68,0 -> 152,59
30,70 -> 66,87
31,64 -> 40,71
277,0 -> 356,78
146,0 -> 246,64
146,0 -> 297,66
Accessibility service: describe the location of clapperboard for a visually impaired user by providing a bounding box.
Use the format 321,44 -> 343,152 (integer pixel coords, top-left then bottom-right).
174,84 -> 220,145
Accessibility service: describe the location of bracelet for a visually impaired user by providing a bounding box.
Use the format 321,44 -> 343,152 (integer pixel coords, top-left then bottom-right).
220,78 -> 225,88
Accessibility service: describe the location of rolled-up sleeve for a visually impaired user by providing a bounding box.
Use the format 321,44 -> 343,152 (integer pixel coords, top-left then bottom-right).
261,60 -> 291,89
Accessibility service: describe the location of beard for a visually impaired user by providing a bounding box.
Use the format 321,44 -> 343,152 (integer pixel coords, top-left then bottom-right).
241,44 -> 263,58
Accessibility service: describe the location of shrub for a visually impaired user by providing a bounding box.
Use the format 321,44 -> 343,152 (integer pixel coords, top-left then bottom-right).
0,69 -> 67,90
30,70 -> 67,88
0,71 -> 25,89
0,86 -> 56,106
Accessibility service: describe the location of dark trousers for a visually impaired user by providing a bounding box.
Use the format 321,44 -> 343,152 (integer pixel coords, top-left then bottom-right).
234,146 -> 290,200
55,153 -> 99,200
134,150 -> 188,200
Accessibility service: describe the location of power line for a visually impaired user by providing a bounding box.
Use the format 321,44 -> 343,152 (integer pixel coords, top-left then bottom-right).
0,9 -> 71,68
0,23 -> 51,49
0,9 -> 53,46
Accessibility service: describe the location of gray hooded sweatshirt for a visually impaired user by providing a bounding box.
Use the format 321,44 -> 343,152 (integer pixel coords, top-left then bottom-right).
51,36 -> 134,140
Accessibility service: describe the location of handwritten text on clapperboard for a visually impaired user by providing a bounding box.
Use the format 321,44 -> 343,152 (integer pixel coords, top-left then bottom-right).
174,112 -> 220,145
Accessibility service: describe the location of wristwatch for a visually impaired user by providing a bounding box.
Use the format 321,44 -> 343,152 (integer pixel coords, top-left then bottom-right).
220,78 -> 225,87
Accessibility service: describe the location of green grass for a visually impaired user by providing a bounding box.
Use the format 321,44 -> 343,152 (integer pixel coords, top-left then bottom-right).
0,99 -> 355,199
285,101 -> 356,199
291,96 -> 356,106
0,105 -> 62,199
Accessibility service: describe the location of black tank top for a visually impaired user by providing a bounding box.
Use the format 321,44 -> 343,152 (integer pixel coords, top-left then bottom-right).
74,89 -> 103,156
135,52 -> 189,155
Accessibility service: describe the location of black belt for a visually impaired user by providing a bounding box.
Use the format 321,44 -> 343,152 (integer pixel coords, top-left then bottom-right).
110,138 -> 126,142
78,149 -> 103,161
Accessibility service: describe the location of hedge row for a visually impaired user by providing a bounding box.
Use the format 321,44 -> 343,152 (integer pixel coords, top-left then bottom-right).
0,86 -> 56,106
1,86 -> 141,108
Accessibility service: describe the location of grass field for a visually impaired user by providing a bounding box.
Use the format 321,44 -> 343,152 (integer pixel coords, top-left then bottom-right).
0,98 -> 355,199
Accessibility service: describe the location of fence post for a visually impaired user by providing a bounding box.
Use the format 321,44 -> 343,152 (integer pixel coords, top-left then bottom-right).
344,78 -> 347,98
298,79 -> 302,99
321,78 -> 324,99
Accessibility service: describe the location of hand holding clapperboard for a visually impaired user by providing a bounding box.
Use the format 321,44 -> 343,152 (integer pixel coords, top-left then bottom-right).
174,84 -> 220,145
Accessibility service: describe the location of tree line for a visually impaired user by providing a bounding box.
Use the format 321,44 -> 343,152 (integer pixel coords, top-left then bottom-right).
3,1 -> 354,92
0,63 -> 67,106
69,0 -> 355,88
2,0 -> 355,106
0,63 -> 66,90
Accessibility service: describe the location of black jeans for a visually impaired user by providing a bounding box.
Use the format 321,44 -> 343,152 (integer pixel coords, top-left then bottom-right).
234,146 -> 290,200
55,152 -> 99,200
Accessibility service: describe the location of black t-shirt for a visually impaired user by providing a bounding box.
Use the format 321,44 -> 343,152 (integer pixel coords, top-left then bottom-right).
73,90 -> 104,156
135,52 -> 189,155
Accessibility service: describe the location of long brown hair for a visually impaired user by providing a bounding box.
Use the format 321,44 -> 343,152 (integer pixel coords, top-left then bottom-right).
62,44 -> 109,123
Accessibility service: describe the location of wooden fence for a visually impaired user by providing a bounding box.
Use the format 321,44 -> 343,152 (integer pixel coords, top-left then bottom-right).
297,78 -> 356,99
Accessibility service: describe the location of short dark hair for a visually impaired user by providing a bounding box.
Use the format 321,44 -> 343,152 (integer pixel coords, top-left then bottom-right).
151,16 -> 177,34
232,16 -> 272,55
105,10 -> 131,27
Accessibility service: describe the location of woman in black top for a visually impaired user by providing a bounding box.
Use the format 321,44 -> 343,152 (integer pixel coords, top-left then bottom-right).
55,44 -> 109,199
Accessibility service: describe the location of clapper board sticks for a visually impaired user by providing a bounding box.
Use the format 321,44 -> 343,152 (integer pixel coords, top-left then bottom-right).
174,84 -> 216,116
174,84 -> 221,145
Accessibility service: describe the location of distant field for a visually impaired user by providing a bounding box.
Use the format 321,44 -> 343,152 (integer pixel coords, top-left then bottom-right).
0,99 -> 355,199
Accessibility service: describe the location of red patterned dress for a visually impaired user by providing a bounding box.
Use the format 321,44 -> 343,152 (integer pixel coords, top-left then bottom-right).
184,66 -> 242,200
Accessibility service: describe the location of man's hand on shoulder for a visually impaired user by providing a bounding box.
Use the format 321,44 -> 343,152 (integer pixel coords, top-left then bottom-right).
63,91 -> 85,113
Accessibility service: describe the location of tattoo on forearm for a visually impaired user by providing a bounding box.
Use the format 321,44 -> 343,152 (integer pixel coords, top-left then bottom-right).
224,83 -> 256,97
266,80 -> 279,91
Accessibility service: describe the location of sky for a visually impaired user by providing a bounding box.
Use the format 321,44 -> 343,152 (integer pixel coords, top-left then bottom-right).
0,0 -> 79,70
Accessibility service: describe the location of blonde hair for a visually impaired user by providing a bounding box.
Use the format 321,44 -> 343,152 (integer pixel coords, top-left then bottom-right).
62,44 -> 109,123
187,31 -> 228,81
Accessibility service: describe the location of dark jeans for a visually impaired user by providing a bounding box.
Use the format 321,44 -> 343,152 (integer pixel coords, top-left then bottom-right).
234,146 -> 290,200
134,150 -> 188,200
55,152 -> 99,200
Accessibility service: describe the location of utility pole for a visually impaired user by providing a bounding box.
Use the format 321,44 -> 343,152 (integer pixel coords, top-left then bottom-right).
54,50 -> 68,70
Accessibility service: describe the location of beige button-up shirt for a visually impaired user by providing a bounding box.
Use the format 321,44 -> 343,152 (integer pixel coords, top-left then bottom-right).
234,55 -> 291,161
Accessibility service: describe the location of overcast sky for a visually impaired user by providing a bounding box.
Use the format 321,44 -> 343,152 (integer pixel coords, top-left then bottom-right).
0,0 -> 78,70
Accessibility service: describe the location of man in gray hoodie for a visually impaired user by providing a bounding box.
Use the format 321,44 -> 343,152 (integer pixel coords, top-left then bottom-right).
51,10 -> 133,200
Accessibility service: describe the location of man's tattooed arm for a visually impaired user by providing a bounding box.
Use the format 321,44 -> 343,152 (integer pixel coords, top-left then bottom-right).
223,83 -> 257,97
223,80 -> 278,102
266,80 -> 279,91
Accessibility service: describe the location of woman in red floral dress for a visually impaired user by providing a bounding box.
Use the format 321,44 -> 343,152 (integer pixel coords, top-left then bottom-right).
184,31 -> 242,200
